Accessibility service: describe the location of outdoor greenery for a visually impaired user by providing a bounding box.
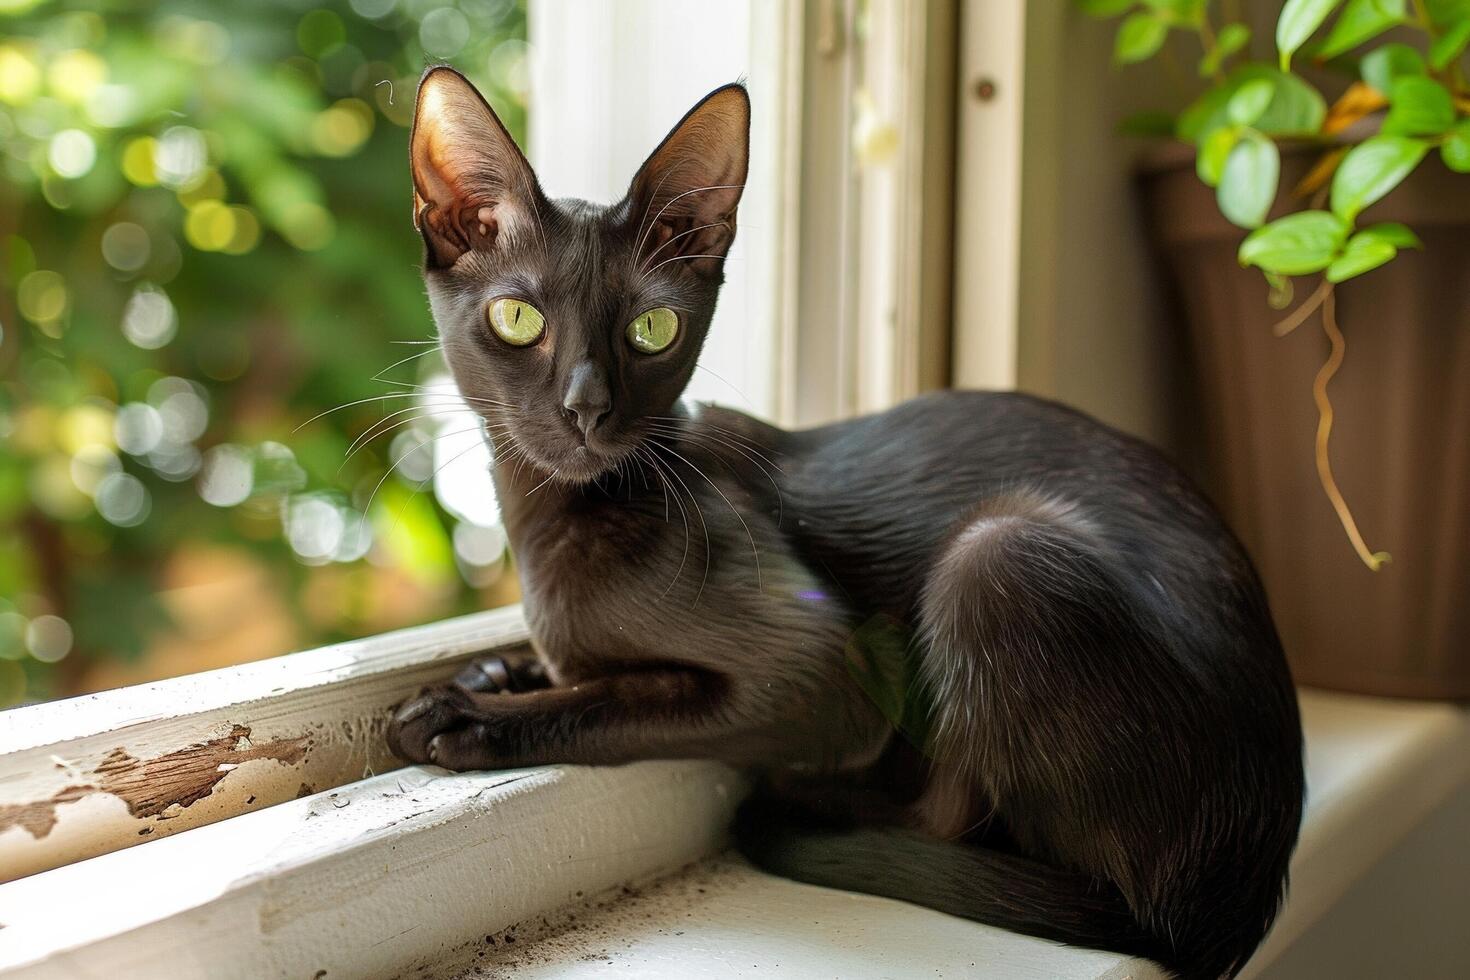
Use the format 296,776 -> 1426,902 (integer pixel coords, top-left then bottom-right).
0,0 -> 528,706
1079,0 -> 1470,569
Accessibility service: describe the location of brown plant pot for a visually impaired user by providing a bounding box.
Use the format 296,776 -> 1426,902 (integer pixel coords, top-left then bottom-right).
1139,146 -> 1470,700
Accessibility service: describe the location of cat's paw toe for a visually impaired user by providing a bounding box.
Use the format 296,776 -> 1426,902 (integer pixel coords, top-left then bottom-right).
388,685 -> 476,765
453,655 -> 548,694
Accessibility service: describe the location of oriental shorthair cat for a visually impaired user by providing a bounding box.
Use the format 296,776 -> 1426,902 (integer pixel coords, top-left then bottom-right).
388,67 -> 1303,979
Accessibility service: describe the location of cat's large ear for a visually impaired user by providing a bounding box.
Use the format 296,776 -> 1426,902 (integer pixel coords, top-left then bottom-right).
627,83 -> 749,277
411,66 -> 542,269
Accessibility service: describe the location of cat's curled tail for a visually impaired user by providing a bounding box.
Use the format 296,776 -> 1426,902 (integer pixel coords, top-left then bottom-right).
739,492 -> 1298,980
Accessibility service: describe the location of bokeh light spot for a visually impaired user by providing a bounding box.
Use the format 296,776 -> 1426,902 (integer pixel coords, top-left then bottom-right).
47,49 -> 106,104
121,286 -> 178,349
199,444 -> 254,506
115,402 -> 164,455
185,200 -> 237,251
94,471 -> 150,526
59,403 -> 116,455
223,207 -> 261,254
420,7 -> 471,58
48,129 -> 97,178
286,494 -> 345,562
0,45 -> 40,105
155,126 -> 207,190
311,98 -> 374,156
121,136 -> 158,185
25,614 -> 73,663
17,269 -> 67,324
101,222 -> 151,272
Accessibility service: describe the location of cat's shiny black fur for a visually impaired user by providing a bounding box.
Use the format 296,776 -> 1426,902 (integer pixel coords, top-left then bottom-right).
387,68 -> 1304,979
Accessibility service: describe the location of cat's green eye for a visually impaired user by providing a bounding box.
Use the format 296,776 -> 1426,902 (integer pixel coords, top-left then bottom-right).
487,297 -> 545,346
626,307 -> 679,354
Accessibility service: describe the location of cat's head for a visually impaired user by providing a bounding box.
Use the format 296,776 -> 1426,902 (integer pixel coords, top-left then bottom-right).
409,66 -> 748,485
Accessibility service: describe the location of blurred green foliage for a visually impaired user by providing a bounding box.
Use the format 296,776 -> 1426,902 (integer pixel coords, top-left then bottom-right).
0,0 -> 528,705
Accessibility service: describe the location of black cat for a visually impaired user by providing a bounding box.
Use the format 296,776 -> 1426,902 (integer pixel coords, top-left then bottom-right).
388,68 -> 1303,980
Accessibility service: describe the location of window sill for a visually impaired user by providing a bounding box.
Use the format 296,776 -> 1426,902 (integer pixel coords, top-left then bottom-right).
0,761 -> 740,978
3,617 -> 1466,979
459,690 -> 1470,979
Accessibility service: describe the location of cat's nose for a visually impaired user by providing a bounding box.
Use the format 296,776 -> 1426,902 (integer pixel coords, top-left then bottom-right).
562,361 -> 611,439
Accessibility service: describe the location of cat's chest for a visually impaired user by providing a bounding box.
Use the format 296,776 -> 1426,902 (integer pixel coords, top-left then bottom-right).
512,502 -> 690,670
510,483 -> 814,680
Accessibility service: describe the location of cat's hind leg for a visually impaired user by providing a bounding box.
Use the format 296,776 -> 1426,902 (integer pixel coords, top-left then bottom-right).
741,493 -> 1268,979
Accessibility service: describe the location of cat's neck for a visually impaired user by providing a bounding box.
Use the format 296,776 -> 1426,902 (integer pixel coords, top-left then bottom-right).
488,431 -> 657,545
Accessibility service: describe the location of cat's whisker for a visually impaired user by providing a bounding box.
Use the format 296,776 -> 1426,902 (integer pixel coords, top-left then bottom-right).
644,423 -> 785,526
645,416 -> 785,474
653,438 -> 762,592
357,424 -> 486,537
341,408 -> 464,469
293,393 -> 456,432
371,345 -> 442,382
647,438 -> 717,603
371,428 -> 496,546
525,469 -> 558,497
633,183 -> 746,267
637,446 -> 693,601
689,364 -> 759,411
630,166 -> 683,272
638,220 -> 731,275
639,253 -> 732,283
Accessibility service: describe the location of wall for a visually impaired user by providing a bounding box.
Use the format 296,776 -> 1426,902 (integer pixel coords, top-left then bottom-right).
1014,4 -> 1198,455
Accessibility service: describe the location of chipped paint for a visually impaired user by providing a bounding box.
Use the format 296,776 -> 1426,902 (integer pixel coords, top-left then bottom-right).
0,787 -> 90,841
0,607 -> 532,882
0,726 -> 307,841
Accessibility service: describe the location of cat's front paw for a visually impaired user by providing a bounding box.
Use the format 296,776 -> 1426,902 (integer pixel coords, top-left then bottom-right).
388,685 -> 500,770
452,654 -> 548,694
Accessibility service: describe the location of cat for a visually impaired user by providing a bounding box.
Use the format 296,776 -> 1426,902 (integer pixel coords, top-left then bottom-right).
387,67 -> 1303,980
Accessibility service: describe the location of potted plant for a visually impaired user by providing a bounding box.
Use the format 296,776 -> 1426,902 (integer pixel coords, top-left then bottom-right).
1076,0 -> 1470,698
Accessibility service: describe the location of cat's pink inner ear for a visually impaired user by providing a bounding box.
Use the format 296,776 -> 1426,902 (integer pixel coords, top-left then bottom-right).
410,67 -> 536,263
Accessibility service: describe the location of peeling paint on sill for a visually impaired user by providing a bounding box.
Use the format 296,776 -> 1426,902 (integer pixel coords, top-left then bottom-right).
0,726 -> 308,841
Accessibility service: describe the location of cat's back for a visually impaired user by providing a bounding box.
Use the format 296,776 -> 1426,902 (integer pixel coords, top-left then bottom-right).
767,389 -> 1262,631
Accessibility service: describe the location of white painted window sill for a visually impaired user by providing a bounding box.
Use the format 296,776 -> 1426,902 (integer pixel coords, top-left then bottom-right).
437,690 -> 1470,980
2,605 -> 1467,979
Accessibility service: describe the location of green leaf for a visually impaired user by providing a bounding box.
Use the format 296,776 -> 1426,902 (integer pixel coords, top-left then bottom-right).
1238,210 -> 1350,274
1360,43 -> 1426,95
1227,79 -> 1278,125
1330,135 -> 1429,220
1429,18 -> 1470,68
1326,230 -> 1399,281
1115,12 -> 1169,63
1443,119 -> 1470,172
1359,221 -> 1422,247
1424,1 -> 1470,27
1178,83 -> 1235,141
1198,125 -> 1241,185
1202,23 -> 1252,76
1178,66 -> 1326,141
1318,0 -> 1408,60
1218,133 -> 1281,228
1076,0 -> 1137,15
1382,76 -> 1455,135
1253,72 -> 1329,134
1277,0 -> 1345,69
